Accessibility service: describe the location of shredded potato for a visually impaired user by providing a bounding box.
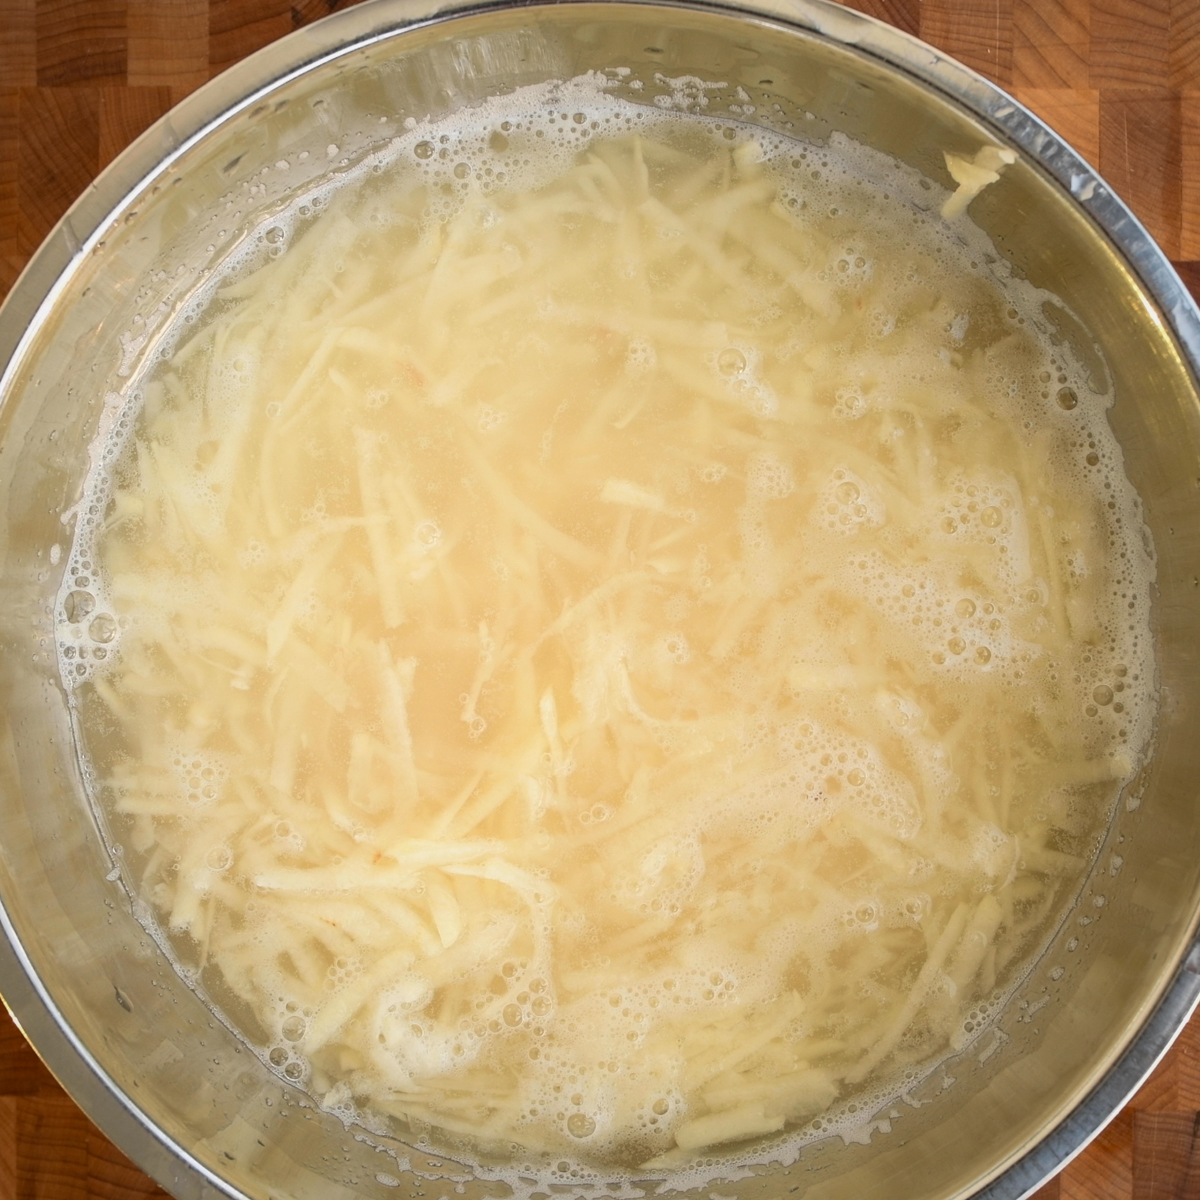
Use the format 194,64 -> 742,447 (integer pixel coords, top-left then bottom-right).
68,104 -> 1153,1173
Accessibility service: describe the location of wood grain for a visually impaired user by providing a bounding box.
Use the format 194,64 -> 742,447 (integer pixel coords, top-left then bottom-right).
125,0 -> 208,92
36,0 -> 128,87
1012,0 -> 1091,90
97,85 -> 173,167
0,1 -> 36,90
1,1 -> 1199,1197
1171,0 -> 1200,88
1101,88 -> 1182,254
16,85 -> 99,256
0,1009 -> 171,1198
0,88 -> 19,297
921,0 -> 1016,85
1090,0 -> 1171,88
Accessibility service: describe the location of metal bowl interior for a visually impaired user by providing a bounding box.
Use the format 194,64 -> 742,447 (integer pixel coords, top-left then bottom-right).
2,2 -> 1200,1198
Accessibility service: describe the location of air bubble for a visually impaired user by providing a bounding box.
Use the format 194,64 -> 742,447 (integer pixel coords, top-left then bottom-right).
89,612 -> 117,643
717,348 -> 746,376
205,845 -> 232,871
566,1113 -> 596,1138
64,590 -> 95,622
415,520 -> 442,548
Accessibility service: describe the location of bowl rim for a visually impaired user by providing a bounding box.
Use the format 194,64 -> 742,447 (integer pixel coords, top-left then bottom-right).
2,2 -> 1200,1198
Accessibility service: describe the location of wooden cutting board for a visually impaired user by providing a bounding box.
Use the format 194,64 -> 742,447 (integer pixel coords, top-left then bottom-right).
2,1 -> 1200,1197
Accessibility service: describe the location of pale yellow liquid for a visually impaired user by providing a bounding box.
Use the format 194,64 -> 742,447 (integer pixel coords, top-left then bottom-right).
65,99 -> 1153,1174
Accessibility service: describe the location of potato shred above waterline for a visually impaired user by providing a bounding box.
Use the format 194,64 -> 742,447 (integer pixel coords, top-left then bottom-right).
58,79 -> 1154,1173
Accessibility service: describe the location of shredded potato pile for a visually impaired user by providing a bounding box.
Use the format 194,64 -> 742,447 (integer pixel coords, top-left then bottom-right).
76,118 -> 1150,1170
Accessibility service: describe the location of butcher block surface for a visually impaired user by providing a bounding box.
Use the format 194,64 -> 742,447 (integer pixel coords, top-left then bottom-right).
3,0 -> 1200,1196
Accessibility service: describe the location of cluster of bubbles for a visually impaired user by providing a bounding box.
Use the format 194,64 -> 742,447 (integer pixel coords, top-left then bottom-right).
54,392 -> 136,687
829,246 -> 874,286
950,991 -> 1007,1052
1084,662 -> 1133,718
486,963 -> 781,1161
271,817 -> 306,855
477,404 -> 509,432
262,999 -> 314,1085
866,308 -> 898,340
624,337 -> 657,376
369,73 -> 787,228
732,716 -> 923,843
58,569 -> 119,680
832,382 -> 870,419
746,453 -> 795,501
608,830 -> 705,917
476,968 -> 557,1036
707,343 -> 778,417
931,476 -> 1029,585
656,632 -> 691,665
818,467 -> 883,533
317,954 -> 361,993
839,548 -> 1023,681
168,748 -> 229,808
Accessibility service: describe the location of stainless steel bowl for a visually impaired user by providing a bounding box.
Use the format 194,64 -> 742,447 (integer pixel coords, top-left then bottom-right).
3,2 -> 1200,1197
